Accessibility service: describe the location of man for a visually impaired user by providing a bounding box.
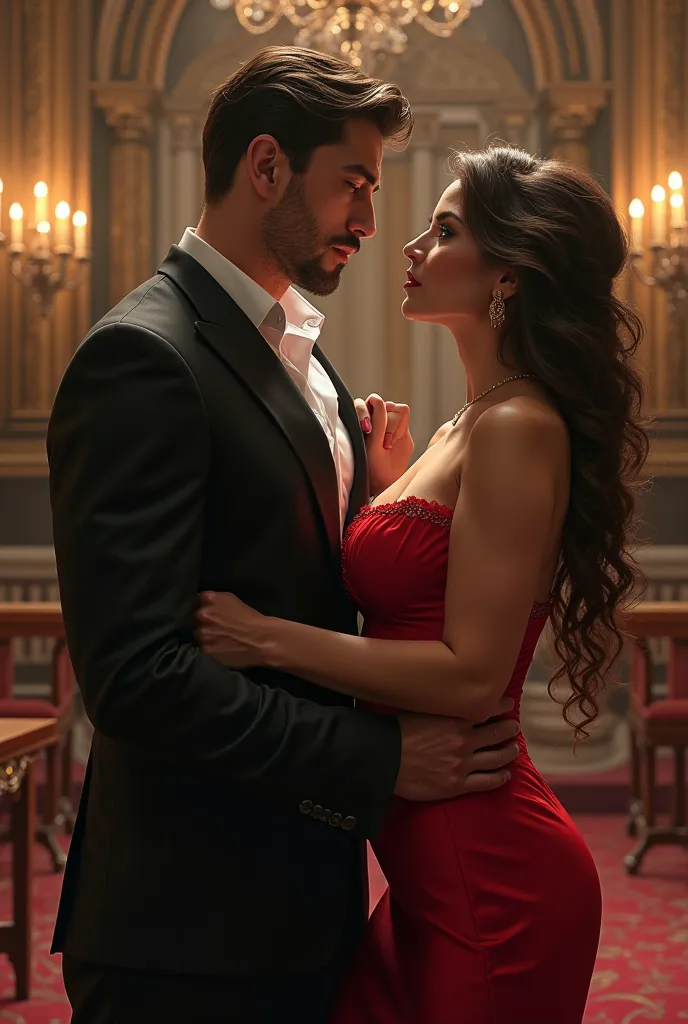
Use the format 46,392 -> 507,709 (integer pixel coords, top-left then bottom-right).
48,46 -> 519,1023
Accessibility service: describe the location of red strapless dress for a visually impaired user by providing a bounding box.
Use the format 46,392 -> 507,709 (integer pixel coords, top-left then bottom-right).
330,497 -> 602,1024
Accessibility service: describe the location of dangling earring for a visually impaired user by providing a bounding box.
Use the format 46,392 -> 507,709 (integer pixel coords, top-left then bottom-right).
489,289 -> 506,329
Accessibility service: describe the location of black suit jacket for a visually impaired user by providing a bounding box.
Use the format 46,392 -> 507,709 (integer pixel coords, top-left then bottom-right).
47,246 -> 401,977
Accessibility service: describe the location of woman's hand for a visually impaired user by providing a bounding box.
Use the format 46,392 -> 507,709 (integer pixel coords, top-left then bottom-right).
355,393 -> 414,497
195,591 -> 269,668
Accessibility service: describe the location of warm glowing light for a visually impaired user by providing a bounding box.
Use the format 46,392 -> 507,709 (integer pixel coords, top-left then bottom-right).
55,201 -> 70,220
668,171 -> 683,191
670,193 -> 684,210
33,181 -> 48,198
72,210 -> 87,228
9,203 -> 22,220
629,199 -> 645,218
36,221 -> 50,234
651,185 -> 666,203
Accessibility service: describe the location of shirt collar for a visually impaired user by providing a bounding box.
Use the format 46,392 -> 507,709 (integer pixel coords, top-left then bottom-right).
178,227 -> 324,342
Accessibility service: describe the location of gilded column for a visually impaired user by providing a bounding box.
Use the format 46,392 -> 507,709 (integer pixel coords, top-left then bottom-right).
100,91 -> 156,306
169,112 -> 203,247
434,125 -> 465,427
409,113 -> 440,451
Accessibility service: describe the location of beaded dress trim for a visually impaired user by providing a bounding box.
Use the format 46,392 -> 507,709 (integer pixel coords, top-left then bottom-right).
344,496 -> 552,620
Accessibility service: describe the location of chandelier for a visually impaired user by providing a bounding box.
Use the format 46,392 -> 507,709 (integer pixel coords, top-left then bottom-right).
210,0 -> 483,67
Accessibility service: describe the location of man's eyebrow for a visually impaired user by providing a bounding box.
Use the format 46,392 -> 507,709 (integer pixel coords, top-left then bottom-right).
344,163 -> 381,192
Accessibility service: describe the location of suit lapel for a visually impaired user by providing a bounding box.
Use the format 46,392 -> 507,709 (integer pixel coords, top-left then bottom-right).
198,317 -> 341,559
313,343 -> 370,528
158,247 -> 341,563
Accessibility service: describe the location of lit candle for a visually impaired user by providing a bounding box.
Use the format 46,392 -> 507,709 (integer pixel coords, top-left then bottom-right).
670,193 -> 685,229
651,185 -> 666,244
668,171 -> 685,230
9,202 -> 23,247
36,219 -> 51,254
628,198 -> 645,252
72,210 -> 87,258
33,181 -> 48,225
54,201 -> 71,249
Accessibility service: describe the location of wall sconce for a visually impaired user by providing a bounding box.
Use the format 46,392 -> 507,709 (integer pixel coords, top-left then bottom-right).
628,171 -> 687,305
0,178 -> 90,317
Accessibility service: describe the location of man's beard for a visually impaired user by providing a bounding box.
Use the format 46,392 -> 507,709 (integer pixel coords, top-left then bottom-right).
261,177 -> 358,296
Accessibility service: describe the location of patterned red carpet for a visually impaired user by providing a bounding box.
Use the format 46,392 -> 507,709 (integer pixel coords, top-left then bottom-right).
0,816 -> 685,1022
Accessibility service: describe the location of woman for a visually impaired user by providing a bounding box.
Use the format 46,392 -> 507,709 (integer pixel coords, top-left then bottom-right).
195,147 -> 648,1022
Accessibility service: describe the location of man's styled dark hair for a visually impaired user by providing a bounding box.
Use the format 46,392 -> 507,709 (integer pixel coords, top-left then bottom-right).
202,46 -> 414,203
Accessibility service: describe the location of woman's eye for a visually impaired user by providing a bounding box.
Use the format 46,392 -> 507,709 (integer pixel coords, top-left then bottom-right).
438,223 -> 452,239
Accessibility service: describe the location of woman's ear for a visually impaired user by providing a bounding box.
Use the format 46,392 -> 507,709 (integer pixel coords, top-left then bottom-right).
498,270 -> 518,300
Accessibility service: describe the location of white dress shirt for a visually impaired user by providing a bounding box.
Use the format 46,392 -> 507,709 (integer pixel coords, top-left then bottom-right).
178,228 -> 355,533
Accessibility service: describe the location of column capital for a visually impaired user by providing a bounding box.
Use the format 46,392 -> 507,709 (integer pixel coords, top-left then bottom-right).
409,112 -> 440,151
167,111 -> 202,152
93,84 -> 159,143
546,84 -> 609,139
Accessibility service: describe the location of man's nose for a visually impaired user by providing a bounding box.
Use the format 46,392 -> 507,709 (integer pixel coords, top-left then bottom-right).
349,195 -> 376,240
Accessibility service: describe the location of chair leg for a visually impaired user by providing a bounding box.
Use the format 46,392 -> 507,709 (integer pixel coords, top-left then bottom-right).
624,744 -> 655,876
672,746 -> 686,829
58,730 -> 76,835
627,731 -> 642,836
36,745 -> 67,872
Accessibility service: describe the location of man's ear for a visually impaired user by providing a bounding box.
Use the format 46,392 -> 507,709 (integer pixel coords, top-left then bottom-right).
245,135 -> 291,200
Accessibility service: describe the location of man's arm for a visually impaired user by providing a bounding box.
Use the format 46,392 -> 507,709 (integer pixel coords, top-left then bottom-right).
47,322 -> 401,837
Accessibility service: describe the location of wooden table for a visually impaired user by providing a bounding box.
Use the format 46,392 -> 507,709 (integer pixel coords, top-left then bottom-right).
0,718 -> 58,1000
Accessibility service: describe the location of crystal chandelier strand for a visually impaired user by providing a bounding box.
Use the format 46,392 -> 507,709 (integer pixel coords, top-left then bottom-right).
211,0 -> 484,65
233,0 -> 283,34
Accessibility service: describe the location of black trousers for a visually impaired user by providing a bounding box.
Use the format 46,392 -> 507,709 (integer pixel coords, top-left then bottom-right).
62,884 -> 363,1024
62,948 -> 355,1024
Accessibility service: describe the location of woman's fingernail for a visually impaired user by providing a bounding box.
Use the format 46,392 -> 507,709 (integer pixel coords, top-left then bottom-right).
383,432 -> 393,449
362,417 -> 372,434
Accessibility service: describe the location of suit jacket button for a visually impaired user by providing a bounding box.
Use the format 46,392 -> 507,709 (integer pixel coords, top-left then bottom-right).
299,800 -> 313,815
328,812 -> 343,827
312,804 -> 324,819
322,808 -> 332,821
341,816 -> 356,831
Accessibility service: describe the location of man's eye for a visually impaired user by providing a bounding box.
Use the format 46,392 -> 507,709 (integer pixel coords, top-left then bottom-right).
346,181 -> 360,193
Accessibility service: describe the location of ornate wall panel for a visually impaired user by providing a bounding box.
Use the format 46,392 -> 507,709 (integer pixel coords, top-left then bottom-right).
0,0 -> 92,476
612,0 -> 688,475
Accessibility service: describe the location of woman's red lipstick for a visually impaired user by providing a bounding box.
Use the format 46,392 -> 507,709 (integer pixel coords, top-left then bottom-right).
404,270 -> 421,288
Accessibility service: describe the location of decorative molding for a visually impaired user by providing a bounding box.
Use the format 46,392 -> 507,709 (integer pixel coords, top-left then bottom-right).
646,439 -> 688,478
0,548 -> 56,582
553,0 -> 582,78
571,0 -> 606,81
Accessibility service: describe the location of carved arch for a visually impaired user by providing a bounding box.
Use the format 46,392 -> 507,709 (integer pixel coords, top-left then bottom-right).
94,0 -> 607,93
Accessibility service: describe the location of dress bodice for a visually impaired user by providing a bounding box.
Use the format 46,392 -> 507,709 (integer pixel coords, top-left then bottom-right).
342,496 -> 550,714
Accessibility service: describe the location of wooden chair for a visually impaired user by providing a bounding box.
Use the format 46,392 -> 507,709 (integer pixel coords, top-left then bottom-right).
624,602 -> 688,874
0,603 -> 77,871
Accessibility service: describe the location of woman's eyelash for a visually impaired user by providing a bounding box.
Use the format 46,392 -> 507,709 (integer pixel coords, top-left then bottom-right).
427,216 -> 452,237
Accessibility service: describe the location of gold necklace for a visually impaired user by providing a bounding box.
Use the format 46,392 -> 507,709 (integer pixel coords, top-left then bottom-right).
451,373 -> 537,427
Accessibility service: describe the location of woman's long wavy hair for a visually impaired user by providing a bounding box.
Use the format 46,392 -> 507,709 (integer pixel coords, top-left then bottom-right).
450,146 -> 649,739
